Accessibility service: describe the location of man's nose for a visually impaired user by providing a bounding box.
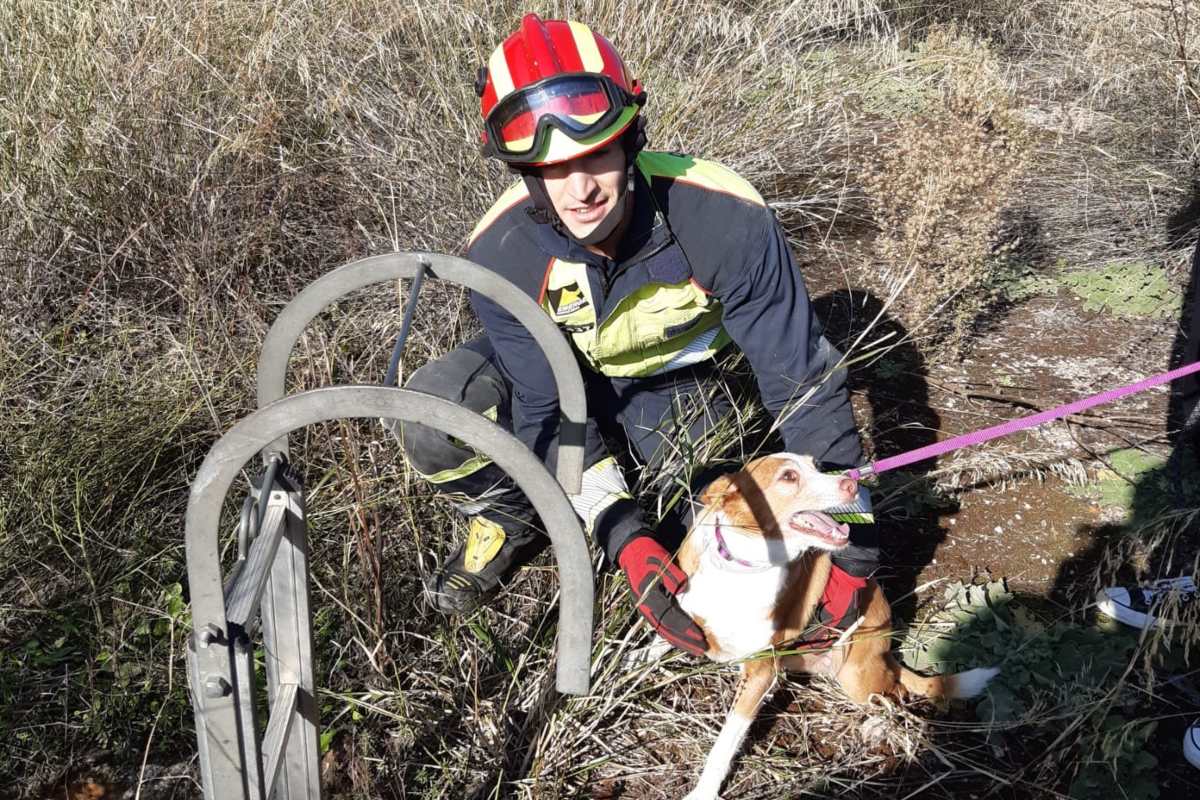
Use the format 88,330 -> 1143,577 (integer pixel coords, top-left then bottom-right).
567,168 -> 597,198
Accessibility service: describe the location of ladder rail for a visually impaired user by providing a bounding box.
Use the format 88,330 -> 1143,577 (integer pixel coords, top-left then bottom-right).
231,633 -> 265,796
255,252 -> 586,494
259,480 -> 317,800
185,386 -> 595,796
261,682 -> 300,793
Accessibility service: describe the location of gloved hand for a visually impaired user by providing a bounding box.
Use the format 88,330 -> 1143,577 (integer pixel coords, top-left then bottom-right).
617,533 -> 708,656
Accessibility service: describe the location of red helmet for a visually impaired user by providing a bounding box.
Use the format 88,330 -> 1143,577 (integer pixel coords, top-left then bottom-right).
477,14 -> 643,166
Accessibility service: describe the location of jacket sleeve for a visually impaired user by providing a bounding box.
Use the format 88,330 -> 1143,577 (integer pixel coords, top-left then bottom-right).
707,208 -> 863,469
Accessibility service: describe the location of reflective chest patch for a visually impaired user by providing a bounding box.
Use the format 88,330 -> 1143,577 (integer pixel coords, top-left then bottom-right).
542,259 -> 597,334
540,256 -> 728,377
547,282 -> 588,316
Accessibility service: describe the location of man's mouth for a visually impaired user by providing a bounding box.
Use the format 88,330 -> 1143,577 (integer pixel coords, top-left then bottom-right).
788,512 -> 850,547
566,201 -> 608,224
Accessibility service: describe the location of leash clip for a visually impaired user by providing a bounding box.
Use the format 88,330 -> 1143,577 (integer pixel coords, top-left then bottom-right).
847,464 -> 873,480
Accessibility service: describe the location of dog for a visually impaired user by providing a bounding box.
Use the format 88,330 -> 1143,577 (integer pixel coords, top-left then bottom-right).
673,453 -> 999,800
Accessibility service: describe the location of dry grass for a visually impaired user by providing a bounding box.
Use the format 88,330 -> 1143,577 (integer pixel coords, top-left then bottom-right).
3,0 -> 1200,798
862,21 -> 1030,354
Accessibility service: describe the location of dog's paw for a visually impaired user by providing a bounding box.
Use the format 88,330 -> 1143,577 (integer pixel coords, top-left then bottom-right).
682,791 -> 722,800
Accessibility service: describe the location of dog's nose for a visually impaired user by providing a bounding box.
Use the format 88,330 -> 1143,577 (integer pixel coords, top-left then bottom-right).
839,477 -> 857,497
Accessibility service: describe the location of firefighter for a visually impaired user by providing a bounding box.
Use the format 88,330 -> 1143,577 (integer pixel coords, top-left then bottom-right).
398,13 -> 871,655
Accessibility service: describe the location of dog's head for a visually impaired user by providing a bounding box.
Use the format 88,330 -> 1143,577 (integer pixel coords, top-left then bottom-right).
699,453 -> 859,558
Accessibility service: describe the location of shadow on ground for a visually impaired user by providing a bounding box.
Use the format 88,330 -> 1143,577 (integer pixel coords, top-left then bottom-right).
815,288 -> 949,622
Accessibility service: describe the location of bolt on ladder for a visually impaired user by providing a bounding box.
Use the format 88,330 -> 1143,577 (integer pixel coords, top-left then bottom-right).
185,253 -> 593,799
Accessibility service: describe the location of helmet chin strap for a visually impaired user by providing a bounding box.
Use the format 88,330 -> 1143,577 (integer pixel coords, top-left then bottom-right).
575,168 -> 634,246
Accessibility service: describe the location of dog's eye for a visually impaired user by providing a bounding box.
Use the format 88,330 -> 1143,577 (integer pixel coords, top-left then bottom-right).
780,469 -> 798,483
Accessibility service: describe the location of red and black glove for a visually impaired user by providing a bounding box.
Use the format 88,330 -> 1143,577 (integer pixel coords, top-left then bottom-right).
617,534 -> 708,657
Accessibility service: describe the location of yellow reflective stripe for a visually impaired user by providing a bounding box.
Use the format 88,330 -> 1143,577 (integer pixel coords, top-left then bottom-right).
415,406 -> 498,484
636,151 -> 765,206
569,21 -> 605,72
568,110 -> 605,125
488,45 -> 515,101
416,453 -> 492,485
470,180 -> 530,245
569,456 -> 632,534
503,133 -> 536,152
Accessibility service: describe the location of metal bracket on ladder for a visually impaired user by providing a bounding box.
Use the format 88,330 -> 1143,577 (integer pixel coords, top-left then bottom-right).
185,253 -> 593,800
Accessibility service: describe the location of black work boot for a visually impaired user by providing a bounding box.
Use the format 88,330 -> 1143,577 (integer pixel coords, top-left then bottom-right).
424,516 -> 546,615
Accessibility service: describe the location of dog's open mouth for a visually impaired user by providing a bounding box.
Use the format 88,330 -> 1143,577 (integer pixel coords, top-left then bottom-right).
789,512 -> 851,548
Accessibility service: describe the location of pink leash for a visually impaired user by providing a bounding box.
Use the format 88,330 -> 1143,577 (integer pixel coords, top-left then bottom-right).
846,360 -> 1200,481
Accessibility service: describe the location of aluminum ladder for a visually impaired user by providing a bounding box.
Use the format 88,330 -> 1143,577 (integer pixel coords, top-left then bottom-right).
184,252 -> 593,799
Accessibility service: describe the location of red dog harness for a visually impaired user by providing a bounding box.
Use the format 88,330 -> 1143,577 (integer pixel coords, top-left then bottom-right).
797,563 -> 868,649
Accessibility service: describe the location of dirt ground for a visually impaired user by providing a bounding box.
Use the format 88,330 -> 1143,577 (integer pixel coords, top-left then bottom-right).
818,277 -> 1181,600
801,271 -> 1200,798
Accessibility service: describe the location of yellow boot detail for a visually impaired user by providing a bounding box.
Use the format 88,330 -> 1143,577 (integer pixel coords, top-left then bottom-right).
463,517 -> 506,574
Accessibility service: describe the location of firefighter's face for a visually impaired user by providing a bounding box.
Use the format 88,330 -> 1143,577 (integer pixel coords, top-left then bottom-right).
539,142 -> 626,241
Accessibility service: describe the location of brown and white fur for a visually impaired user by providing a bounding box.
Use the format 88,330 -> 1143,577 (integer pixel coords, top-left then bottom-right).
674,453 -> 998,800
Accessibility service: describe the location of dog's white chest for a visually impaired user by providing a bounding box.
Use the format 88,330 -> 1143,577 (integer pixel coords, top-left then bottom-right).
678,559 -> 786,661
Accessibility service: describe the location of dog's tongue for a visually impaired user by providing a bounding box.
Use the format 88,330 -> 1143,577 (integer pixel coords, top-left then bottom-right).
794,512 -> 850,539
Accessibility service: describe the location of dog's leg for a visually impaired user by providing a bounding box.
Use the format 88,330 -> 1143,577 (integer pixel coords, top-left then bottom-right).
684,657 -> 776,800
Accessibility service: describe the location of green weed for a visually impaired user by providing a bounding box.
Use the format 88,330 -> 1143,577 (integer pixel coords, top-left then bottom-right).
994,261 -> 1063,303
1067,447 -> 1200,528
904,580 -> 1170,800
1070,715 -> 1160,800
1061,262 -> 1183,320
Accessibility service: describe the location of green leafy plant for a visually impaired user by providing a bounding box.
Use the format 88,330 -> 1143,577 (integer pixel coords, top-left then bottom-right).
1068,447 -> 1200,526
1070,715 -> 1159,800
905,581 -> 1136,717
1061,261 -> 1182,319
993,260 -> 1061,303
903,580 -> 1162,800
1067,448 -> 1167,509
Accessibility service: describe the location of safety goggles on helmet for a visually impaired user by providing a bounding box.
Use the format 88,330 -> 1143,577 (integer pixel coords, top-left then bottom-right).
483,73 -> 638,163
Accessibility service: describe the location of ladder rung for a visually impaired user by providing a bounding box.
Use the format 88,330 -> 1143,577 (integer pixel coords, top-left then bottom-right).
224,502 -> 287,626
262,682 -> 299,793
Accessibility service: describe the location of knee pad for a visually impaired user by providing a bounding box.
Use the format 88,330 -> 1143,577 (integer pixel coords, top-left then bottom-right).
395,345 -> 509,480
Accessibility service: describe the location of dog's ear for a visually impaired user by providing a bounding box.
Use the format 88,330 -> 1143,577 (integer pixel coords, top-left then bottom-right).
700,472 -> 739,507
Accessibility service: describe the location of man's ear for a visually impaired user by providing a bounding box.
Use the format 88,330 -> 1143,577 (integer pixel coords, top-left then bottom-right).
700,472 -> 739,508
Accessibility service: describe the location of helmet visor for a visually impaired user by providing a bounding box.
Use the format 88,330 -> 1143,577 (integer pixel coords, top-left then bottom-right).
486,74 -> 631,161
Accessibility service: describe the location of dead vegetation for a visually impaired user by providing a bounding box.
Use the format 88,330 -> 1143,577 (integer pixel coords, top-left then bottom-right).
3,1 -> 1200,798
